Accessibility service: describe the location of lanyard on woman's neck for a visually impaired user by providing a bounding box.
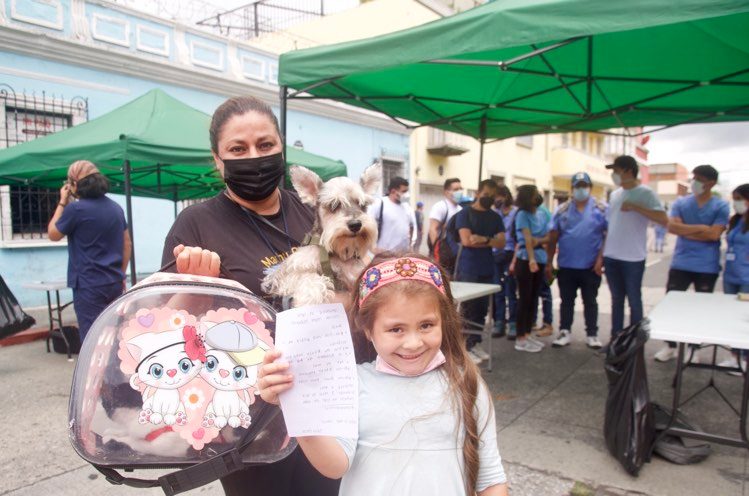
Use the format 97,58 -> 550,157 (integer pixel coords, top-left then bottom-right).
236,190 -> 295,256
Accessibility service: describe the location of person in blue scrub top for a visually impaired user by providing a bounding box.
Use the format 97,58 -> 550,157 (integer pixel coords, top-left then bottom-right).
531,200 -> 554,337
47,160 -> 131,343
546,172 -> 608,350
654,164 -> 730,363
724,184 -> 749,294
513,185 -> 550,353
492,185 -> 518,338
718,184 -> 749,373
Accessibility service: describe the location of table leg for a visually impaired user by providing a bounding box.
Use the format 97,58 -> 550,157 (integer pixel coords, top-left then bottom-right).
55,290 -> 72,360
740,359 -> 749,445
486,296 -> 494,372
45,290 -> 53,353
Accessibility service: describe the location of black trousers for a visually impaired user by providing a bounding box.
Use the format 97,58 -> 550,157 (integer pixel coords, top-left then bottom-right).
557,267 -> 602,336
665,268 -> 719,349
515,259 -> 544,338
220,446 -> 340,496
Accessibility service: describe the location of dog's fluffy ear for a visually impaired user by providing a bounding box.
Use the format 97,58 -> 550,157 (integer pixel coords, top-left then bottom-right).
360,162 -> 382,197
290,165 -> 323,205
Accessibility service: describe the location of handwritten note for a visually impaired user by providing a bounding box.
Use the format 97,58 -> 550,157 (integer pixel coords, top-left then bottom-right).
275,303 -> 358,438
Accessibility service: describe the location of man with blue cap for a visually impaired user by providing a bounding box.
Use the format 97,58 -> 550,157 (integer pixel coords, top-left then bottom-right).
546,172 -> 608,349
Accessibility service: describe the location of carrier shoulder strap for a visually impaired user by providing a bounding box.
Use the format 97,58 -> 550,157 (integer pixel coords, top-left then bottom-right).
376,198 -> 384,241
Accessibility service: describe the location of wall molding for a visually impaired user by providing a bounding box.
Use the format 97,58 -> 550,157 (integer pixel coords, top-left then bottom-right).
91,12 -> 130,47
0,27 -> 410,135
136,24 -> 169,57
10,0 -> 63,31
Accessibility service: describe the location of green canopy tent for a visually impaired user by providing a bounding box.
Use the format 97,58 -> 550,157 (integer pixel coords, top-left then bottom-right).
279,0 -> 749,178
0,89 -> 347,283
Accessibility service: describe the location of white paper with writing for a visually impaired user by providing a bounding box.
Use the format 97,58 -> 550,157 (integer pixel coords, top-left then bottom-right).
275,303 -> 358,438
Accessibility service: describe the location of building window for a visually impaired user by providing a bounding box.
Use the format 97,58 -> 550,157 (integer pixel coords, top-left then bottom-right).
516,135 -> 533,148
380,158 -> 405,195
0,87 -> 88,245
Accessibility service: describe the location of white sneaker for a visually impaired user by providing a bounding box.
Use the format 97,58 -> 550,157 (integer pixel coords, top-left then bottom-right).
552,330 -> 571,348
515,339 -> 543,353
654,346 -> 677,362
527,336 -> 546,348
471,344 -> 490,360
683,349 -> 700,365
586,336 -> 603,349
466,349 -> 484,364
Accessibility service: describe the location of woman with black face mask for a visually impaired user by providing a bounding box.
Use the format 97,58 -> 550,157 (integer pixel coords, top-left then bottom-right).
161,96 -> 337,496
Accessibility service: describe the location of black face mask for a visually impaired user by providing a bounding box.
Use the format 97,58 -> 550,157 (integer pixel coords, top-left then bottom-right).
479,196 -> 494,209
221,152 -> 285,202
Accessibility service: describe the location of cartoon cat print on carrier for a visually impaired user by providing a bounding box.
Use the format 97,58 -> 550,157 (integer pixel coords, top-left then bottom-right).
118,306 -> 272,449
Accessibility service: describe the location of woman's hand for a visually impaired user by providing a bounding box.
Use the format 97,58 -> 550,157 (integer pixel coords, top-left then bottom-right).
257,350 -> 294,405
173,244 -> 221,277
529,260 -> 539,273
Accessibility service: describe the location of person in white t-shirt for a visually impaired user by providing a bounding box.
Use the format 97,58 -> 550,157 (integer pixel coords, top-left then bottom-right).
603,155 -> 668,340
369,176 -> 416,253
427,178 -> 463,254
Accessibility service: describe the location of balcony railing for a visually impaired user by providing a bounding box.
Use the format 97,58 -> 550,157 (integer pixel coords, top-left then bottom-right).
426,128 -> 469,157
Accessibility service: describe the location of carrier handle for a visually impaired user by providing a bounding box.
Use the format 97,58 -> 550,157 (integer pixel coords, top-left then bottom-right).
158,450 -> 243,496
93,465 -> 161,488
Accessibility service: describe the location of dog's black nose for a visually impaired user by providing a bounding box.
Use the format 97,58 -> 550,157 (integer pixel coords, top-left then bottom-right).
347,220 -> 362,233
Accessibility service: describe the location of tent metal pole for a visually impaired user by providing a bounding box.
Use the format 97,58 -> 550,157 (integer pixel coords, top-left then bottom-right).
478,115 -> 487,181
173,185 -> 178,219
280,85 -> 288,189
124,159 -> 137,286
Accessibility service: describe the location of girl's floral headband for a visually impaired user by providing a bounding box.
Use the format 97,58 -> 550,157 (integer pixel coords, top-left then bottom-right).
358,257 -> 445,306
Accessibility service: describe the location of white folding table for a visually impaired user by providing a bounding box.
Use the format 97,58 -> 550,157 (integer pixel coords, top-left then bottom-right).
450,281 -> 503,372
648,290 -> 749,448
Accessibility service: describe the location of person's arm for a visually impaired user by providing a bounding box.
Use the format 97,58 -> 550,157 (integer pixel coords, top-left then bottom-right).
545,229 -> 558,281
428,218 -> 442,245
668,216 -> 725,241
257,350 -> 349,479
621,201 -> 669,226
122,229 -> 132,275
47,183 -> 72,241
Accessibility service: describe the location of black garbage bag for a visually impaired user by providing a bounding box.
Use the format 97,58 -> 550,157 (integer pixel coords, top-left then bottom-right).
604,319 -> 654,476
0,274 -> 36,339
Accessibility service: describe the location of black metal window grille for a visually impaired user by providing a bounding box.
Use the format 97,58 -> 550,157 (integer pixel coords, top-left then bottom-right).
0,85 -> 88,241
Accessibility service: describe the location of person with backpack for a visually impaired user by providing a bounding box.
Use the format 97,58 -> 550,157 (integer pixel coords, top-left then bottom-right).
546,172 -> 608,349
368,176 -> 416,253
453,179 -> 505,364
491,185 -> 518,338
428,178 -> 463,269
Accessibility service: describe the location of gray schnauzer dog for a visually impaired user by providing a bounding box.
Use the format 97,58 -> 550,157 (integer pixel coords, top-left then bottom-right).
261,162 -> 381,307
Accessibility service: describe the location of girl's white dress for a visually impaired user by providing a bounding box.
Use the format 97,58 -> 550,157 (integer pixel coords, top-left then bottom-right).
336,362 -> 506,495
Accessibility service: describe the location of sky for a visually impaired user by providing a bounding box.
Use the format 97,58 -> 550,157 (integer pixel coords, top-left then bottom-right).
646,122 -> 749,193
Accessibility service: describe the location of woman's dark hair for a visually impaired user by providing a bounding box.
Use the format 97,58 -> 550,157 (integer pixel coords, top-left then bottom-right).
496,185 -> 513,205
515,184 -> 538,212
209,96 -> 281,153
729,183 -> 749,234
75,173 -> 109,199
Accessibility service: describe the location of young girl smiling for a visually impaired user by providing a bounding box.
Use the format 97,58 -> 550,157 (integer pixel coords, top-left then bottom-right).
258,253 -> 508,495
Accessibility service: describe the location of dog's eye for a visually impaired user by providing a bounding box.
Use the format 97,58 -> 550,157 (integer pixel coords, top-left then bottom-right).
358,202 -> 367,211
328,201 -> 340,213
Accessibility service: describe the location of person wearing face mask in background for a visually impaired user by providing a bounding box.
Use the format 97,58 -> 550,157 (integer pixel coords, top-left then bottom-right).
654,165 -> 730,363
602,155 -> 668,342
546,172 -> 608,349
428,177 -> 463,255
531,193 -> 554,338
369,176 -> 416,253
161,96 -> 338,496
717,184 -> 749,373
491,185 -> 518,338
454,179 -> 506,364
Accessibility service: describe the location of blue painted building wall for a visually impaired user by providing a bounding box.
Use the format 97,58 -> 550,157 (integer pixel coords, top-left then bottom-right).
0,0 -> 409,308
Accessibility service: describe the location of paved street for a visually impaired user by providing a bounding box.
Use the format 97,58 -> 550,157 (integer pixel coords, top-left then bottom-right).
1,235 -> 747,495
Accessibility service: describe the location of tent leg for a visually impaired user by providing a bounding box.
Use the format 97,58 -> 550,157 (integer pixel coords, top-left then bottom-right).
280,85 -> 288,190
124,159 -> 137,287
478,115 -> 487,181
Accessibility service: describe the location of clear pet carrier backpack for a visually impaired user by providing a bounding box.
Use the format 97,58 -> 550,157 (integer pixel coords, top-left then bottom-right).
68,272 -> 295,495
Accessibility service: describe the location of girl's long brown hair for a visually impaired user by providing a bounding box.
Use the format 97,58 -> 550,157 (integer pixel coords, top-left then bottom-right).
350,252 -> 490,495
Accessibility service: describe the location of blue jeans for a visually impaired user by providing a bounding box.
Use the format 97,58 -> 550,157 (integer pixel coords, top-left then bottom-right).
532,279 -> 553,325
724,281 -> 749,294
492,251 -> 517,325
603,257 -> 646,338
